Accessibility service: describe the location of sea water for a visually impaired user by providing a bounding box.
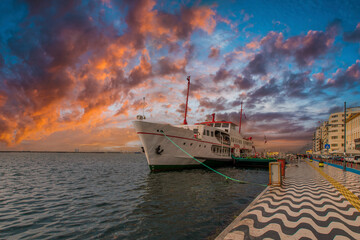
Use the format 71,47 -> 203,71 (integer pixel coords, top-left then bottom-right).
0,152 -> 268,239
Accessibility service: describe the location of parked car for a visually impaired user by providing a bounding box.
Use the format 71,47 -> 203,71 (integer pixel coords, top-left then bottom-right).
334,156 -> 344,161
345,157 -> 355,163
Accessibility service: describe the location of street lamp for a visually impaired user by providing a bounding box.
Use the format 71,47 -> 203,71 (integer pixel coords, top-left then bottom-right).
344,102 -> 347,171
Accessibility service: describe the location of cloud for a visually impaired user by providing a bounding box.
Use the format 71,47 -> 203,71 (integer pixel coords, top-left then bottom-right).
0,54 -> 4,68
244,53 -> 267,75
122,0 -> 216,48
0,0 -> 218,145
199,97 -> 227,111
208,46 -> 220,58
156,56 -> 186,76
247,78 -> 279,103
248,112 -> 291,122
243,20 -> 341,76
328,106 -> 343,114
282,71 -> 310,98
343,23 -> 360,42
213,67 -> 233,82
326,60 -> 360,88
233,75 -> 255,90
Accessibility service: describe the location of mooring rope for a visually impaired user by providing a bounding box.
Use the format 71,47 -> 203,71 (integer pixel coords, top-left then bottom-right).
160,131 -> 267,187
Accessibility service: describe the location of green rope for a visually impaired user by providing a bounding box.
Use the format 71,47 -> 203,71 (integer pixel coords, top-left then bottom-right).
160,131 -> 267,187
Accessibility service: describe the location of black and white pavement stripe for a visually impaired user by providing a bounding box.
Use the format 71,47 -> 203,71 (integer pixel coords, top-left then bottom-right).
220,162 -> 360,240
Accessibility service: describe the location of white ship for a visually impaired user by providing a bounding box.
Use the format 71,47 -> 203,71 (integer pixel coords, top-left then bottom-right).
132,76 -> 254,171
133,117 -> 254,171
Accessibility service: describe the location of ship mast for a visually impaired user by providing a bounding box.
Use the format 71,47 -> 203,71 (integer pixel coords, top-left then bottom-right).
239,101 -> 243,134
183,76 -> 190,125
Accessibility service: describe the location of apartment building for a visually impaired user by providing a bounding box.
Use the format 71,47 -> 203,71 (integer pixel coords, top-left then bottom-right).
327,112 -> 345,154
346,112 -> 360,154
313,121 -> 328,154
312,106 -> 360,155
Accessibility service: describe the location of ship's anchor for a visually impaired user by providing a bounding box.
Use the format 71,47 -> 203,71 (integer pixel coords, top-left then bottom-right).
155,145 -> 164,155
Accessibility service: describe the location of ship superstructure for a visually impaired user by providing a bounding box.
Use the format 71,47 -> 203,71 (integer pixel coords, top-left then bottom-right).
133,116 -> 254,171
132,76 -> 254,171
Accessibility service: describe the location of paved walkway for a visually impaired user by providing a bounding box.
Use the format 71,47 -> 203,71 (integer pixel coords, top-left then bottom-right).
216,159 -> 360,240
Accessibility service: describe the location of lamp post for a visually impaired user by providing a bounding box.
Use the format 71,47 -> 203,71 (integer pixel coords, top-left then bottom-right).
343,102 -> 347,171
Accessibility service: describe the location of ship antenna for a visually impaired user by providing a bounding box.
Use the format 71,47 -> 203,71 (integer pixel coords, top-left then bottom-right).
183,76 -> 191,125
239,101 -> 243,134
142,97 -> 145,118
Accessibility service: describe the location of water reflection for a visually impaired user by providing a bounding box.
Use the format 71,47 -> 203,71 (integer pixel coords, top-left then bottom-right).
0,153 -> 267,240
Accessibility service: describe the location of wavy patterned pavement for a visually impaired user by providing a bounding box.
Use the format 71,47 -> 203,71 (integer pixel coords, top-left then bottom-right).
216,160 -> 360,240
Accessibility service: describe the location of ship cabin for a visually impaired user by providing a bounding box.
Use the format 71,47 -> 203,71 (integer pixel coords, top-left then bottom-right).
196,121 -> 238,134
189,120 -> 253,157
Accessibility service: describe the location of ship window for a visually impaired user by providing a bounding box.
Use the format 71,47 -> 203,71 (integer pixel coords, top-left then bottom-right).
190,143 -> 193,146
203,129 -> 206,135
215,123 -> 221,127
193,129 -> 198,134
204,145 -> 206,148
207,130 -> 209,136
222,123 -> 229,128
211,132 -> 214,137
183,142 -> 186,145
199,144 -> 201,147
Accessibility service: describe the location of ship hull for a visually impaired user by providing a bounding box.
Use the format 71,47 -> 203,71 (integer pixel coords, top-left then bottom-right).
132,121 -> 232,171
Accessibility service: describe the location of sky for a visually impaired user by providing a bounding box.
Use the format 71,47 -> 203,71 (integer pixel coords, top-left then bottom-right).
0,0 -> 360,152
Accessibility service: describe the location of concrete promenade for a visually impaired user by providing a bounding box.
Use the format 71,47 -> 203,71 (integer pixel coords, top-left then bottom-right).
216,159 -> 360,240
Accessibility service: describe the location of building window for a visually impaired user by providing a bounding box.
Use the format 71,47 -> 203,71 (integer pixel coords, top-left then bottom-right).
331,136 -> 338,139
207,130 -> 209,136
332,144 -> 338,147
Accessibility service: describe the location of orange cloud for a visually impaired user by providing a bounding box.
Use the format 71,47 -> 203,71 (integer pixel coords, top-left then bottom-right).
246,41 -> 260,50
0,0 -> 219,150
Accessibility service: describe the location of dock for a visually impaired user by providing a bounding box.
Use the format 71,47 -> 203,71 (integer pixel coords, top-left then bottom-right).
216,159 -> 360,239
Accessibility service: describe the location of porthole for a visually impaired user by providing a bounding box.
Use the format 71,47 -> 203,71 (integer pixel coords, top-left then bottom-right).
190,143 -> 193,146
183,142 -> 186,145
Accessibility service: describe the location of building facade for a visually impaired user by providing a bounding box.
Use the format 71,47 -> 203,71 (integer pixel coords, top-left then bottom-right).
346,112 -> 360,154
313,121 -> 328,154
312,107 -> 360,155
